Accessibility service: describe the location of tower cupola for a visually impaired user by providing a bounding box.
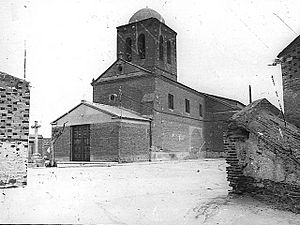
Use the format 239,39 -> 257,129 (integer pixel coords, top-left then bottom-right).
116,8 -> 177,81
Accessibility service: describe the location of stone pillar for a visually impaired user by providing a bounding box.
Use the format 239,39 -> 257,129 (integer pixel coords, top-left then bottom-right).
30,121 -> 43,166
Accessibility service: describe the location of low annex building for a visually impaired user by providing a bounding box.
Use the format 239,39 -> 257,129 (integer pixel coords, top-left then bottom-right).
51,100 -> 150,162
52,8 -> 244,162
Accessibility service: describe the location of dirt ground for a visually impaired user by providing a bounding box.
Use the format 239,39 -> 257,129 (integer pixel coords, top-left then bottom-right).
0,159 -> 299,224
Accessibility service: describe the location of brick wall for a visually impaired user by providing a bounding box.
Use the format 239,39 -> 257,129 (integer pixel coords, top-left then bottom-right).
52,126 -> 71,162
119,122 -> 150,162
0,72 -> 30,187
151,111 -> 204,155
279,41 -> 300,128
204,97 -> 241,157
117,18 -> 177,80
90,123 -> 119,162
152,76 -> 208,158
93,75 -> 155,115
53,121 -> 149,162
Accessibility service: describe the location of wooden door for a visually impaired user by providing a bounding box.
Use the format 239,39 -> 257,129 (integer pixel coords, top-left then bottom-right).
72,125 -> 90,161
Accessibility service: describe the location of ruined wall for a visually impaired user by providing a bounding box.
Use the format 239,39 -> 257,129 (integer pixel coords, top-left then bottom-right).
225,99 -> 300,213
0,72 -> 30,187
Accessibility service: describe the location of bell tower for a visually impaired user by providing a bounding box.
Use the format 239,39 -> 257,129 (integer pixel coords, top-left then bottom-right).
116,8 -> 177,81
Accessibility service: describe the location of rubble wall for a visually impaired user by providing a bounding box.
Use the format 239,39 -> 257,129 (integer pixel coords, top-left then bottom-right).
224,99 -> 300,213
0,72 -> 30,187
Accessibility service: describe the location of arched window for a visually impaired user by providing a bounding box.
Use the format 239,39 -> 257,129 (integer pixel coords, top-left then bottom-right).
159,35 -> 164,61
125,38 -> 132,62
138,34 -> 146,59
167,40 -> 171,64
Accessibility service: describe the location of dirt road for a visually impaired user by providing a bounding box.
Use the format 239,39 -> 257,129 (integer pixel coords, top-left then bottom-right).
1,159 -> 299,224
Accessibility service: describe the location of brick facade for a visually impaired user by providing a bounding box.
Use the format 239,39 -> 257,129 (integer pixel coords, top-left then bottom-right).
93,75 -> 155,115
119,122 -> 150,162
0,72 -> 30,187
91,9 -> 244,159
278,36 -> 300,128
53,121 -> 149,162
90,123 -> 119,162
204,97 -> 241,157
51,101 -> 151,162
52,126 -> 71,162
117,18 -> 177,80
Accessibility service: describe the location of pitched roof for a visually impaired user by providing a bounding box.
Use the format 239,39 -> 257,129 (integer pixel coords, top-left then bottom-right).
91,60 -> 245,110
0,71 -> 29,84
277,35 -> 300,58
155,73 -> 245,110
91,58 -> 152,85
84,101 -> 150,121
51,100 -> 150,125
228,98 -> 300,161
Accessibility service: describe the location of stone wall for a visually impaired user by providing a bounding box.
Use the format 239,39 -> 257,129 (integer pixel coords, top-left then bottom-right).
224,99 -> 300,213
0,72 -> 30,188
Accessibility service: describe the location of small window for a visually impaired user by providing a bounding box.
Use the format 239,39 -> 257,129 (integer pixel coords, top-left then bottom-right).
185,99 -> 190,113
167,40 -> 171,64
199,103 -> 203,117
159,36 -> 164,61
117,65 -> 123,72
125,37 -> 132,61
109,94 -> 117,102
138,34 -> 146,59
168,94 -> 174,109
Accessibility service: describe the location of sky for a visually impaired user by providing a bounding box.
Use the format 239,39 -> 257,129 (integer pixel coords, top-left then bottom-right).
0,0 -> 299,137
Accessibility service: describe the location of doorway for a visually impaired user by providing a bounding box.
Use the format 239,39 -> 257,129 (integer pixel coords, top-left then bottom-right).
71,124 -> 90,161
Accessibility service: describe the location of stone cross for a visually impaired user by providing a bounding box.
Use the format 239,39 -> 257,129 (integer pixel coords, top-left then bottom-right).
31,121 -> 41,156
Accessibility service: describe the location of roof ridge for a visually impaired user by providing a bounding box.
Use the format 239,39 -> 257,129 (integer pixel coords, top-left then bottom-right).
119,58 -> 152,73
91,58 -> 152,85
155,74 -> 245,108
84,101 -> 149,119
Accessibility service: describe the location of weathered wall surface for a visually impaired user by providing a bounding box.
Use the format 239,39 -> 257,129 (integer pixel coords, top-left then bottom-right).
151,111 -> 205,160
0,72 -> 30,187
225,99 -> 300,213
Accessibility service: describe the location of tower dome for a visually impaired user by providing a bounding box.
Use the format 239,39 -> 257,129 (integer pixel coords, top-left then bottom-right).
129,8 -> 165,24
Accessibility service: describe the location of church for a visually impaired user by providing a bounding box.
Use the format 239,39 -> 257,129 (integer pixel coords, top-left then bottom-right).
51,8 -> 244,162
